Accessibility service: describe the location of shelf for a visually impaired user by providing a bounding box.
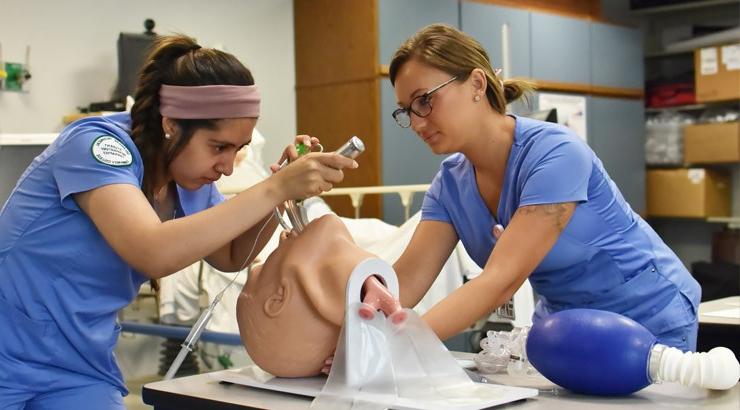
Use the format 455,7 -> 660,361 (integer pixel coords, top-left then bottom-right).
647,215 -> 740,224
631,0 -> 740,14
645,104 -> 707,113
379,65 -> 645,99
0,133 -> 58,146
62,111 -> 108,125
644,49 -> 693,59
645,100 -> 740,113
707,216 -> 740,228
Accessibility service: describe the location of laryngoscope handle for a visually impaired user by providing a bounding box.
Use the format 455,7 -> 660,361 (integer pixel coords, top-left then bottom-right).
334,136 -> 365,160
278,136 -> 365,233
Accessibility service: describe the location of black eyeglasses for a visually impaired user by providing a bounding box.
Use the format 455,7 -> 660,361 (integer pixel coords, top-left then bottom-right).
392,76 -> 458,128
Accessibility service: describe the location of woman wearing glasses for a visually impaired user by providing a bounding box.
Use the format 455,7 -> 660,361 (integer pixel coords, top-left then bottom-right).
389,24 -> 700,351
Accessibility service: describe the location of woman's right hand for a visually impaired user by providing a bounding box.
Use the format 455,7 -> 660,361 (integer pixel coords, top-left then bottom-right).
270,152 -> 358,202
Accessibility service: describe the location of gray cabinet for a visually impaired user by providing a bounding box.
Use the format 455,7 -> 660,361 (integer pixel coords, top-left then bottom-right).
587,97 -> 646,213
461,2 -> 644,89
461,1 -> 532,78
530,12 -> 591,84
380,79 -> 445,225
378,0 -> 458,224
591,22 -> 644,89
378,0 -> 459,66
522,92 -> 646,214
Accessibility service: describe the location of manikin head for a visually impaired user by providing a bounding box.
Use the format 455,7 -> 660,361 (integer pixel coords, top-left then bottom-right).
237,214 -> 376,377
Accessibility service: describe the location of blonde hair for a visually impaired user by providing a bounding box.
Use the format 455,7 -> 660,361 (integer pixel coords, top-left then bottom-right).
389,24 -> 535,114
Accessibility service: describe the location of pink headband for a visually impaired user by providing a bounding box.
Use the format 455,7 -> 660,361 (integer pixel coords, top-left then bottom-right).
159,84 -> 261,119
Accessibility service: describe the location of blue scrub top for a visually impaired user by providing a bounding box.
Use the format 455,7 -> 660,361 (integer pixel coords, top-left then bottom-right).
422,115 -> 700,339
0,113 -> 224,394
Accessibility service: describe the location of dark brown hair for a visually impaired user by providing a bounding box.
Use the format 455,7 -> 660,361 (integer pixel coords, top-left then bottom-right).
389,23 -> 534,114
130,34 -> 255,199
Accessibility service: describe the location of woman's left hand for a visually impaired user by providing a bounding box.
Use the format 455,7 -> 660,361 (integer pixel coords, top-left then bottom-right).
270,135 -> 321,173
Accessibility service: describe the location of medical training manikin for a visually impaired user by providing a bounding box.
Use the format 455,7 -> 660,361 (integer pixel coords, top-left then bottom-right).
237,214 -> 403,377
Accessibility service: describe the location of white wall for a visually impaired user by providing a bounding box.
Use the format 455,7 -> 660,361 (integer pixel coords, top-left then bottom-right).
0,0 -> 295,165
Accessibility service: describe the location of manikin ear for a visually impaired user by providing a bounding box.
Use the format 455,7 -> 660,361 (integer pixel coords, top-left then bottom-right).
469,68 -> 488,96
263,277 -> 291,318
296,267 -> 345,327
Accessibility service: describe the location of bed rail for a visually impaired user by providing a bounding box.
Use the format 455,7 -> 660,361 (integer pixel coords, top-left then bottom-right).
220,183 -> 430,220
319,184 -> 430,219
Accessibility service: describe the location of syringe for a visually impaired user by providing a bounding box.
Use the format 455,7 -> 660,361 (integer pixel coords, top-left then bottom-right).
163,294 -> 221,380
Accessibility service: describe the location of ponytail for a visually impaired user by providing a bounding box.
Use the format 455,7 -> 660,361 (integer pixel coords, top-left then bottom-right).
130,35 -> 201,199
502,79 -> 536,106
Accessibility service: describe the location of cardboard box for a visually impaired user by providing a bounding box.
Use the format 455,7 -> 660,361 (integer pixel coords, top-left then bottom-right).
684,122 -> 740,164
647,168 -> 731,218
694,43 -> 740,102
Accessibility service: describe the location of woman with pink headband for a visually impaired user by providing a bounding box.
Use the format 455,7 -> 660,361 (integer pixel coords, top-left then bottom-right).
0,34 -> 356,409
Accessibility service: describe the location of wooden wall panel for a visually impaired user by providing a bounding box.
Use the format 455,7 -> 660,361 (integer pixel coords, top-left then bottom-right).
296,79 -> 382,218
294,0 -> 379,87
467,0 -> 601,20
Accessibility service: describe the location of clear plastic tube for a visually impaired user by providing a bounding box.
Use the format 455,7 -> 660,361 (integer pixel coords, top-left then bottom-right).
163,296 -> 218,380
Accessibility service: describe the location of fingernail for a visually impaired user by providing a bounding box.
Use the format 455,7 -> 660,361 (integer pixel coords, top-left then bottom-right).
352,161 -> 358,168
321,367 -> 329,374
325,357 -> 333,365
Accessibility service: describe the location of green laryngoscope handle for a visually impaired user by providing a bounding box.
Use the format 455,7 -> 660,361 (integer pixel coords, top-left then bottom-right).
292,143 -> 313,204
295,142 -> 311,156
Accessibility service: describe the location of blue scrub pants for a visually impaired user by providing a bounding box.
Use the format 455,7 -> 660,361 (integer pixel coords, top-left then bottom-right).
0,382 -> 124,410
656,320 -> 698,352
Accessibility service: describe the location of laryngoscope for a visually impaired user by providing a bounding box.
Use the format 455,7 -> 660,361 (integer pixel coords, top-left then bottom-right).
275,136 -> 365,233
163,136 -> 365,380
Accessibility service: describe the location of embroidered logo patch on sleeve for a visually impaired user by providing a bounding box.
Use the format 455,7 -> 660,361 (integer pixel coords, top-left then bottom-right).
91,136 -> 133,166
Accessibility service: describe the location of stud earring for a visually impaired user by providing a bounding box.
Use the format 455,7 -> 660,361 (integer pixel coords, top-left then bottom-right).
473,95 -> 481,102
165,133 -> 171,140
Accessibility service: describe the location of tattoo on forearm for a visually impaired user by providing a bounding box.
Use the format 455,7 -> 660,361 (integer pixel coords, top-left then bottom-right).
519,203 -> 570,233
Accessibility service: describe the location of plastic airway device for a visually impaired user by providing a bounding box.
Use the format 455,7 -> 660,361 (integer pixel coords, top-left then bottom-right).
358,276 -> 407,324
